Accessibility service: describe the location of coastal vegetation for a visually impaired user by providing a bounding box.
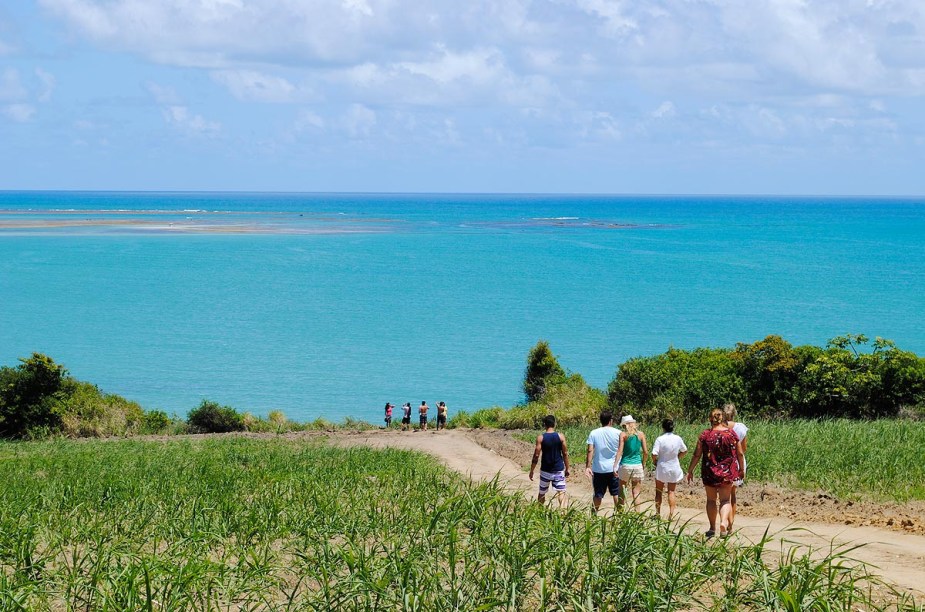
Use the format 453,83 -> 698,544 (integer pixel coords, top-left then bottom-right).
452,335 -> 925,430
0,354 -> 370,440
0,436 -> 916,610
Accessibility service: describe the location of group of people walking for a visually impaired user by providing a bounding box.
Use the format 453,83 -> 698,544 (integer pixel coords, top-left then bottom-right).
529,404 -> 747,538
383,401 -> 448,431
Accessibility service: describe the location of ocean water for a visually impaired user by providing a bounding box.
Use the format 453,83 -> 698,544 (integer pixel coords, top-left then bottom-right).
1,192 -> 924,423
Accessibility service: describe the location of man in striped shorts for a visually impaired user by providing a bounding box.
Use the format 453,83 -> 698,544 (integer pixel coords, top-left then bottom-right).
528,414 -> 571,506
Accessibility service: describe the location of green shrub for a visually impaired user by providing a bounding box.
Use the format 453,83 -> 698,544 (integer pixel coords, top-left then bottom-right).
501,374 -> 606,429
187,400 -> 245,434
607,347 -> 744,422
141,410 -> 172,434
0,353 -> 67,438
56,380 -> 145,437
523,340 -> 566,402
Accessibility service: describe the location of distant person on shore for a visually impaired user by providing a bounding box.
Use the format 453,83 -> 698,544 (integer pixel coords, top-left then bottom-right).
723,403 -> 748,531
651,418 -> 687,519
529,415 -> 571,506
585,411 -> 624,514
617,415 -> 648,511
401,403 -> 412,431
419,401 -> 429,431
686,407 -> 745,538
384,403 -> 393,428
436,401 -> 448,431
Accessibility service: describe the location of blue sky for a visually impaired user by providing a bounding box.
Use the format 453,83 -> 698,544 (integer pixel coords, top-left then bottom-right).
1,1 -> 924,195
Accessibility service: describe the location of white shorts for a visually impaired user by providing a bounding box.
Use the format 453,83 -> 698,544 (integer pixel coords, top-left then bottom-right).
538,470 -> 567,495
619,464 -> 645,482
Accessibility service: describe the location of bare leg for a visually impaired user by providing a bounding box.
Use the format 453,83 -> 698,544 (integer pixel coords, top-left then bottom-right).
654,480 -> 664,517
704,485 -> 718,535
729,486 -> 737,530
717,485 -> 733,536
631,478 -> 643,510
537,493 -> 546,505
592,496 -> 602,513
666,482 -> 678,519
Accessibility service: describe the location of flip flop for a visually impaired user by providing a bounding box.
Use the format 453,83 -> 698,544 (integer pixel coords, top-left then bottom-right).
705,529 -> 715,539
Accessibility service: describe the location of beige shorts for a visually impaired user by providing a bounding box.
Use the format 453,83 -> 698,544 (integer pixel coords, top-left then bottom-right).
619,464 -> 645,481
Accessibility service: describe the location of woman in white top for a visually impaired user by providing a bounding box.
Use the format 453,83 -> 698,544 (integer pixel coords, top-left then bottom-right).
651,418 -> 688,519
723,403 -> 747,530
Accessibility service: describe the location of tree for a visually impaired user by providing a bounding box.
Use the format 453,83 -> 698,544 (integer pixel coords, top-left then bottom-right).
523,341 -> 566,403
0,353 -> 67,438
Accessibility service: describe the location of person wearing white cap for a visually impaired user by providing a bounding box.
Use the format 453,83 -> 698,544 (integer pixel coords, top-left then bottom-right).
617,414 -> 648,511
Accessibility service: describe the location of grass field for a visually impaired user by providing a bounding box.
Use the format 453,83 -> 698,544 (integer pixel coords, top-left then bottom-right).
0,436 -> 919,610
526,419 -> 925,502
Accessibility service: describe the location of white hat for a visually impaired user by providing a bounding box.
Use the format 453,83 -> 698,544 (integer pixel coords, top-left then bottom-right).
620,415 -> 636,426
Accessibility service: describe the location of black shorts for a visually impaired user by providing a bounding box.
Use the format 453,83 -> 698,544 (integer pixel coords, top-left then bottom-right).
419,415 -> 427,426
401,416 -> 411,425
437,414 -> 446,425
592,472 -> 621,499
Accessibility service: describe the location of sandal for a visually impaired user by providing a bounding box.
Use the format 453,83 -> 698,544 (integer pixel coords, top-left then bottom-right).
705,529 -> 715,539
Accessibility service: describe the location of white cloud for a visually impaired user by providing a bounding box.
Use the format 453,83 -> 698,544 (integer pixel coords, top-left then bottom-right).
343,103 -> 376,138
163,105 -> 221,137
0,68 -> 27,102
35,68 -> 56,103
3,103 -> 36,122
145,82 -> 181,105
295,109 -> 326,131
211,69 -> 298,103
651,101 -> 676,119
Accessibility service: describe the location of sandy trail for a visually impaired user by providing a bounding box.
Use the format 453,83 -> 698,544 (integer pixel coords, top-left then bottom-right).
338,428 -> 925,598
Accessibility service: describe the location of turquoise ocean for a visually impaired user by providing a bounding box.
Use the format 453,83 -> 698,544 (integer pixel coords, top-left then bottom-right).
1,192 -> 924,423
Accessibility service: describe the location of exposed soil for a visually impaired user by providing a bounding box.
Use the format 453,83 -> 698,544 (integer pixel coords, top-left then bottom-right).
467,429 -> 925,536
333,427 -> 925,598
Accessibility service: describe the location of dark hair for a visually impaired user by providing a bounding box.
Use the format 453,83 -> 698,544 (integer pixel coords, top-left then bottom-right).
421,401 -> 426,405
542,414 -> 556,428
599,411 -> 613,426
662,418 -> 674,432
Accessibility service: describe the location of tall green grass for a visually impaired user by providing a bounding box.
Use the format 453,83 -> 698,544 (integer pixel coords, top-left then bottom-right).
531,419 -> 925,502
0,437 -> 918,610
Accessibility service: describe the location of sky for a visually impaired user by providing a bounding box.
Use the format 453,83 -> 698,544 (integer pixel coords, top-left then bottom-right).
0,1 -> 924,195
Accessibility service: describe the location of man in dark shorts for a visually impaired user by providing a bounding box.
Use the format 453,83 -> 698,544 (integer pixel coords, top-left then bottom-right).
585,410 -> 624,514
436,401 -> 447,430
418,401 -> 429,431
529,414 -> 570,506
401,403 -> 412,431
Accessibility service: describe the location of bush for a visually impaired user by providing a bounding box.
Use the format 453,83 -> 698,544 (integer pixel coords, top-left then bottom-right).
187,400 -> 245,434
57,380 -> 145,437
141,410 -> 172,434
501,374 -> 607,429
523,341 -> 566,403
0,353 -> 67,438
448,407 -> 503,429
607,347 -> 744,422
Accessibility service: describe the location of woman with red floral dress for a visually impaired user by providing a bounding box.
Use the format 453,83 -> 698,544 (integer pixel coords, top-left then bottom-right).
686,407 -> 745,538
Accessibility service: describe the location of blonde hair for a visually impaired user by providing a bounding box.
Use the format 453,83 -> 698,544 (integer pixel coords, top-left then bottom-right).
623,420 -> 638,434
722,403 -> 737,421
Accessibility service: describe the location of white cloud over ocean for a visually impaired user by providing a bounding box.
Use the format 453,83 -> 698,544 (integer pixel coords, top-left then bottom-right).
1,0 -> 922,192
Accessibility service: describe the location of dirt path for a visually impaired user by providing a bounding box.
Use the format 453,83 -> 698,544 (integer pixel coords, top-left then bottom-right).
336,428 -> 925,598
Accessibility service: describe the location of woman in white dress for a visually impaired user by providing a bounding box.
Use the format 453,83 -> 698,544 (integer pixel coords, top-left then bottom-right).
723,403 -> 748,530
651,418 -> 688,519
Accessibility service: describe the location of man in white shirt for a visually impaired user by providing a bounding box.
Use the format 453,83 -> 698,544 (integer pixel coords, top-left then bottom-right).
585,411 -> 624,513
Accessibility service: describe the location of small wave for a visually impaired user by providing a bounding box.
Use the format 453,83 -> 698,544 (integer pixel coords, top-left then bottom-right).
531,216 -> 579,220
